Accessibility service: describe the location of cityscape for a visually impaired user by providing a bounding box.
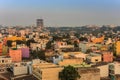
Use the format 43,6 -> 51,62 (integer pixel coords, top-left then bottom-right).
1,0 -> 120,80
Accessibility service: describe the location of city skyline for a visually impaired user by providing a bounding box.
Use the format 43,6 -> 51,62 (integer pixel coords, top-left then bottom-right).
0,0 -> 120,27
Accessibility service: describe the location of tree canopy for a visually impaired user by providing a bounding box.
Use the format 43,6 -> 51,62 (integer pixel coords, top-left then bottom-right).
59,65 -> 80,80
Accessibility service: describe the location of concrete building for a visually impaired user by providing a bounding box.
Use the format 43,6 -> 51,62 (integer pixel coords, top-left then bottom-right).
116,41 -> 120,56
0,56 -> 12,73
106,38 -> 112,45
86,53 -> 102,63
102,51 -> 113,62
32,61 -> 63,80
77,68 -> 100,80
36,19 -> 44,28
21,48 -> 30,58
109,62 -> 120,80
79,42 -> 96,53
52,55 -> 63,64
12,62 -> 32,76
13,62 -> 28,76
95,64 -> 109,78
54,41 -> 74,50
79,42 -> 88,53
9,49 -> 22,62
109,62 -> 120,75
74,52 -> 88,60
59,58 -> 83,66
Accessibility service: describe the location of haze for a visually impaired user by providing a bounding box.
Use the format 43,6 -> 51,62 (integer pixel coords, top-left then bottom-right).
0,0 -> 120,26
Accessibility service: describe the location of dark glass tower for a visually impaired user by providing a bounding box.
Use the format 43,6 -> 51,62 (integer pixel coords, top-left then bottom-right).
36,19 -> 44,28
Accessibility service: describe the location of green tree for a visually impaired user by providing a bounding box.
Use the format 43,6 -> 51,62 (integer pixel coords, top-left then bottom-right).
86,49 -> 92,54
37,50 -> 46,60
46,41 -> 52,49
74,41 -> 79,47
112,43 -> 116,57
59,65 -> 80,80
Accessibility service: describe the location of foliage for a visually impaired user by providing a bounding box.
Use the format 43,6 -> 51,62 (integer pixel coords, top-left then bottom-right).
79,37 -> 88,42
86,49 -> 92,54
112,43 -> 116,57
59,65 -> 80,80
37,50 -> 46,60
74,41 -> 79,47
30,50 -> 46,60
7,40 -> 12,47
46,41 -> 52,49
26,38 -> 36,47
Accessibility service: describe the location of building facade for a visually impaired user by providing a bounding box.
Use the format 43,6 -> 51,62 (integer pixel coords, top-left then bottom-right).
36,19 -> 44,28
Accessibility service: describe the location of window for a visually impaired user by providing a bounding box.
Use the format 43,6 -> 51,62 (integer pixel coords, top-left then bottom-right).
2,60 -> 4,63
95,59 -> 98,62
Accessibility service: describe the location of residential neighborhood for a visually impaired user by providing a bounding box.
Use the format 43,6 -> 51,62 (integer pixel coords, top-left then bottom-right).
0,21 -> 120,80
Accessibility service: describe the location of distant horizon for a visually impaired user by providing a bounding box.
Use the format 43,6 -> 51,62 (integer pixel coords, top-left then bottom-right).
1,0 -> 120,27
0,24 -> 119,28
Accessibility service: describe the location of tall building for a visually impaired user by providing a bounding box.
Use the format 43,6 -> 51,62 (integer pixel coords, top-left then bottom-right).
36,19 -> 44,28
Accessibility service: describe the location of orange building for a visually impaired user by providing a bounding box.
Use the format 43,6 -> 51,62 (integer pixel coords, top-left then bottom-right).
9,49 -> 22,62
102,51 -> 113,62
116,41 -> 120,56
91,36 -> 104,43
7,36 -> 25,41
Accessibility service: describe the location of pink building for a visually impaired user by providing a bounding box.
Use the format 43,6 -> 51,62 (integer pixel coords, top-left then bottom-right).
9,49 -> 22,62
21,48 -> 30,58
0,43 -> 2,56
102,51 -> 113,62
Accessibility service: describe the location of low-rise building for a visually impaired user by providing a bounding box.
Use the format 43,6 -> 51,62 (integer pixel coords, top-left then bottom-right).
109,62 -> 120,75
86,53 -> 102,63
102,51 -> 113,62
9,49 -> 22,62
59,58 -> 83,66
32,60 -> 63,80
0,56 -> 12,73
116,41 -> 120,56
94,64 -> 109,78
11,61 -> 32,76
77,68 -> 100,80
54,41 -> 74,50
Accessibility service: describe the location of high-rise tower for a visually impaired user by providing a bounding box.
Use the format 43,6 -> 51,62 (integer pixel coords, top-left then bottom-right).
36,19 -> 44,28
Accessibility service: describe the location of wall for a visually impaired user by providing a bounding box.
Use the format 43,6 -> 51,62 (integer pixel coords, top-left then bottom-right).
9,49 -> 22,62
13,66 -> 28,76
59,58 -> 83,66
97,65 -> 109,78
116,41 -> 120,56
78,68 -> 100,80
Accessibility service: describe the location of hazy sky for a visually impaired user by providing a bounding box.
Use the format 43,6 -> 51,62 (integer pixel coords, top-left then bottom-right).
0,0 -> 120,27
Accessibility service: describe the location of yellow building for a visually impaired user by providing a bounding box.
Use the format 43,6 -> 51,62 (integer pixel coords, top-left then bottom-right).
116,41 -> 120,56
32,61 -> 63,80
63,52 -> 82,58
86,53 -> 102,63
59,58 -> 83,66
100,45 -> 108,51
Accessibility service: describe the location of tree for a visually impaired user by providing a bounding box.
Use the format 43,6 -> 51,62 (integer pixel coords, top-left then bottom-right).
37,50 -> 46,60
74,41 -> 79,47
46,41 -> 52,49
16,40 -> 23,44
86,49 -> 92,54
59,65 -> 80,80
111,43 -> 116,57
7,40 -> 12,47
79,37 -> 88,42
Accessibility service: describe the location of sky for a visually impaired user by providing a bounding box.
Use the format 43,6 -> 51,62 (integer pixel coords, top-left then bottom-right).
0,0 -> 120,27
